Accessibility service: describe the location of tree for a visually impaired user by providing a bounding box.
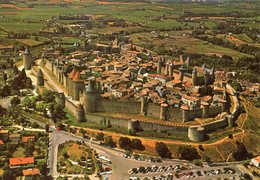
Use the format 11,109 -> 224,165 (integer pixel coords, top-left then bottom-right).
178,145 -> 199,161
155,142 -> 172,158
36,101 -> 47,116
232,141 -> 251,161
38,162 -> 49,175
3,73 -> 7,82
118,137 -> 132,151
131,138 -> 145,151
10,96 -> 21,106
45,123 -> 50,132
3,168 -> 15,179
193,159 -> 202,166
25,142 -> 35,156
95,132 -> 104,142
79,128 -> 86,136
22,96 -> 31,110
0,85 -> 11,97
31,122 -> 39,128
104,136 -> 116,148
50,104 -> 66,120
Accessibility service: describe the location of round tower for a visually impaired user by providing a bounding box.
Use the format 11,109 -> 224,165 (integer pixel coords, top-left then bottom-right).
82,81 -> 96,113
23,47 -> 33,70
192,67 -> 198,86
188,126 -> 205,142
76,104 -> 85,122
201,102 -> 209,118
36,69 -> 44,86
156,59 -> 162,75
140,96 -> 147,116
204,71 -> 210,86
181,106 -> 190,122
72,71 -> 84,101
67,68 -> 77,97
168,62 -> 174,77
160,103 -> 168,120
164,61 -> 169,76
40,51 -> 45,67
55,92 -> 65,109
178,64 -> 186,82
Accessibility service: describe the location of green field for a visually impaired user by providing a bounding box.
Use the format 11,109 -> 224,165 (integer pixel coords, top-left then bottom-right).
0,0 -> 259,60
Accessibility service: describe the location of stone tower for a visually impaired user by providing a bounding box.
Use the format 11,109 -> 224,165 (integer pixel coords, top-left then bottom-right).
40,51 -> 45,67
192,67 -> 198,86
204,71 -> 210,86
23,47 -> 33,70
82,81 -> 96,113
36,69 -> 44,86
67,68 -> 77,97
76,104 -> 85,122
72,71 -> 84,101
168,61 -> 174,77
156,58 -> 162,75
178,64 -> 186,82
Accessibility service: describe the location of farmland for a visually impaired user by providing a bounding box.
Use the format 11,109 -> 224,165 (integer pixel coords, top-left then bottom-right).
0,0 -> 258,61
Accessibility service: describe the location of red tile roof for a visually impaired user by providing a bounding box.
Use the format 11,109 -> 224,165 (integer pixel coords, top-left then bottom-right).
21,136 -> 35,143
68,68 -> 77,79
22,168 -> 40,176
9,157 -> 34,166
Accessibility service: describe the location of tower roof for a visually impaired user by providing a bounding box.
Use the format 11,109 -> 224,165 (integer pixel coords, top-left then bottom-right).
37,69 -> 43,76
72,71 -> 83,82
68,68 -> 77,79
24,47 -> 31,54
77,104 -> 84,111
179,64 -> 186,71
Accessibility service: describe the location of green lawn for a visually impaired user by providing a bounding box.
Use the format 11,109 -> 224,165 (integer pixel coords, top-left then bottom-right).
12,147 -> 25,158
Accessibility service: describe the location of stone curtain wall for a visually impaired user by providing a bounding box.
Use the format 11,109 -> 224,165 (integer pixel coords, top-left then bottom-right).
202,118 -> 228,132
65,99 -> 78,116
147,103 -> 161,118
207,106 -> 222,117
95,99 -> 141,114
45,60 -> 52,72
166,107 -> 183,121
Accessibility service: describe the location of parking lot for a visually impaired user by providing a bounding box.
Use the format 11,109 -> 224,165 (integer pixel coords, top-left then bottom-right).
129,165 -> 241,180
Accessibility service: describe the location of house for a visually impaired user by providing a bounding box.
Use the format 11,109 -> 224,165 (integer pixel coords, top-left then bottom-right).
9,134 -> 21,142
22,168 -> 40,176
251,156 -> 260,168
0,139 -> 4,146
0,130 -> 9,141
9,157 -> 34,168
182,94 -> 200,107
21,136 -> 35,143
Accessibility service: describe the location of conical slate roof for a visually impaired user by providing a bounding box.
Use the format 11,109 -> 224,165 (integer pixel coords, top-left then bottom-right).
77,103 -> 84,111
24,47 -> 30,54
37,69 -> 43,76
